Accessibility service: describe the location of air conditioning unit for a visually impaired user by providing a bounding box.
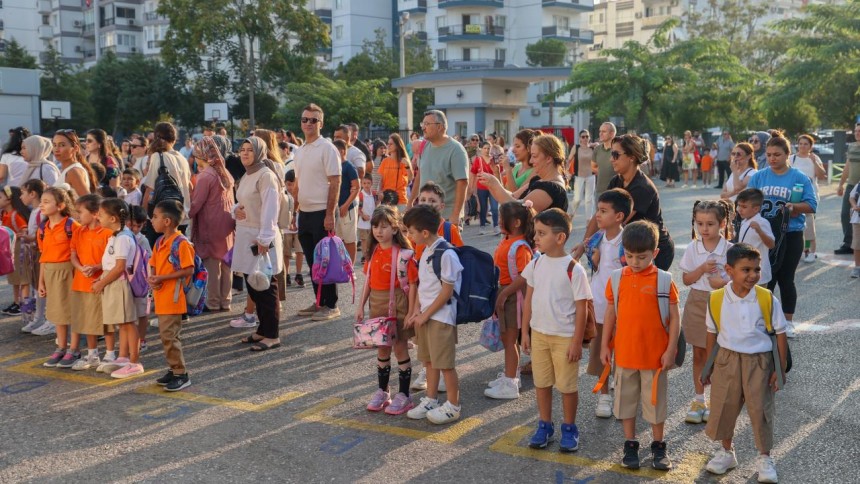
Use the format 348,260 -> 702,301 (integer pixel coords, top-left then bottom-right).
75,45 -> 82,52
635,12 -> 642,19
128,19 -> 135,26
531,108 -> 541,116
74,20 -> 82,27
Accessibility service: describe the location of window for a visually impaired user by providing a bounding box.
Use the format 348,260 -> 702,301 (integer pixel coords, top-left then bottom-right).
494,15 -> 506,27
599,13 -> 604,23
463,14 -> 479,25
334,25 -> 342,39
494,48 -> 505,62
116,7 -> 135,18
462,47 -> 478,60
436,16 -> 446,29
659,6 -> 664,15
553,15 -> 569,29
42,14 -> 49,25
644,7 -> 653,17
335,0 -> 342,8
416,20 -> 424,32
455,122 -> 467,139
436,48 -> 446,61
493,120 -> 509,143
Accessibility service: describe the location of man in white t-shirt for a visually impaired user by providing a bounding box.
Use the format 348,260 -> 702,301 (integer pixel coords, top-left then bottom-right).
334,124 -> 366,180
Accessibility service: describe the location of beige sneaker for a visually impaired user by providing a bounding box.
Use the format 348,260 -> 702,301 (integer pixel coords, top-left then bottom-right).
311,307 -> 341,321
297,303 -> 320,316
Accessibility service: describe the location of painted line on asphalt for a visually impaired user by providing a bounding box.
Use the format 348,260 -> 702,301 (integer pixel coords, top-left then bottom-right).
0,351 -> 34,364
295,397 -> 482,444
489,426 -> 709,483
136,384 -> 306,412
5,358 -> 158,386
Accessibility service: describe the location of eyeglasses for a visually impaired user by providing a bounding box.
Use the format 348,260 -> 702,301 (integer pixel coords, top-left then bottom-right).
420,122 -> 441,129
470,138 -> 479,142
610,151 -> 623,160
56,129 -> 76,134
300,117 -> 320,124
731,151 -> 745,157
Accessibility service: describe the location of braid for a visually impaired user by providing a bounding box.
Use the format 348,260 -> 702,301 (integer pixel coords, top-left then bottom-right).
115,204 -> 129,236
691,200 -> 701,240
718,199 -> 735,241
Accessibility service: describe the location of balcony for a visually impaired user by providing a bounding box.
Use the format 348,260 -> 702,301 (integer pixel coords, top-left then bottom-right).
641,14 -> 673,30
438,24 -> 504,42
83,23 -> 95,36
314,9 -> 331,24
399,0 -> 427,14
144,12 -> 166,22
147,40 -> 163,49
542,0 -> 594,11
437,58 -> 504,70
38,25 -> 54,39
439,0 -> 503,8
38,0 -> 52,14
541,25 -> 594,44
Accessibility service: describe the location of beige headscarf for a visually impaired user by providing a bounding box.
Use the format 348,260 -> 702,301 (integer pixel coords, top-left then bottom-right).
20,136 -> 57,183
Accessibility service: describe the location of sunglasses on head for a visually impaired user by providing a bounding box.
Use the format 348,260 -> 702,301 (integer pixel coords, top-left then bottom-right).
301,117 -> 320,124
610,151 -> 623,160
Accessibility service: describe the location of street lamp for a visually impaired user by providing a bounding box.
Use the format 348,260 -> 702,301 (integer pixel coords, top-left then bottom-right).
399,12 -> 409,79
397,11 -> 413,134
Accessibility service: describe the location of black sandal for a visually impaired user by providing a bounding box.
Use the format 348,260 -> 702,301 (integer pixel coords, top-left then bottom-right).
240,335 -> 263,344
250,341 -> 281,352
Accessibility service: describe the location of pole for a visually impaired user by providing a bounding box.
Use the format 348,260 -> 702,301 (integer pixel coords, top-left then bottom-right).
248,38 -> 256,131
397,13 -> 413,134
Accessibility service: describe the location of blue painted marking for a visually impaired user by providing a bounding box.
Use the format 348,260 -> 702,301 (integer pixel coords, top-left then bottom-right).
2,380 -> 48,394
320,434 -> 365,455
142,405 -> 190,420
555,471 -> 595,484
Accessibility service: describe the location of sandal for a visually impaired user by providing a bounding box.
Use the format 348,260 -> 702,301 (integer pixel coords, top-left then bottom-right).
240,335 -> 263,344
250,341 -> 281,352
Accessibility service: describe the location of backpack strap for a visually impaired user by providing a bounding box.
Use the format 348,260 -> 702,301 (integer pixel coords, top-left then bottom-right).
442,221 -> 452,243
505,240 -> 531,329
594,268 -> 624,394
169,234 -> 191,304
702,288 -> 727,382
396,248 -> 413,293
755,285 -> 784,390
656,269 -> 671,331
430,239 -> 455,304
63,217 -> 74,239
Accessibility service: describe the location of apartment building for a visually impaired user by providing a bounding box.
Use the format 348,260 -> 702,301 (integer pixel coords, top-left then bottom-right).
0,0 -> 42,58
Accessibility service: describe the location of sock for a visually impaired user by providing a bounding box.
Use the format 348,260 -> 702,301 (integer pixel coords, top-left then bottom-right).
87,349 -> 97,357
245,312 -> 255,318
377,357 -> 391,391
398,359 -> 412,396
105,350 -> 116,360
695,393 -> 705,404
804,240 -> 811,250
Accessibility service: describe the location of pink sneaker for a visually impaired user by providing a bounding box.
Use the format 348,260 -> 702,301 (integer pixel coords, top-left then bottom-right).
111,362 -> 144,379
366,388 -> 391,412
384,392 -> 415,415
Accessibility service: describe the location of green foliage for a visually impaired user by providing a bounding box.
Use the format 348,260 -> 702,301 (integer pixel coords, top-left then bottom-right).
0,39 -> 38,69
39,47 -> 95,133
525,38 -> 568,67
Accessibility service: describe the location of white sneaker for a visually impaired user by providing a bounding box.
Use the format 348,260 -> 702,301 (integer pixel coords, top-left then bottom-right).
97,356 -> 128,374
488,371 -> 522,389
484,377 -> 519,399
493,227 -> 501,236
803,252 -> 816,263
411,368 -> 427,390
31,321 -> 56,336
785,321 -> 797,339
229,313 -> 258,328
21,318 -> 43,333
406,396 -> 439,420
72,353 -> 101,371
706,447 -> 738,475
427,400 -> 461,424
852,267 -> 860,279
756,455 -> 778,483
479,228 -> 488,235
595,393 -> 613,418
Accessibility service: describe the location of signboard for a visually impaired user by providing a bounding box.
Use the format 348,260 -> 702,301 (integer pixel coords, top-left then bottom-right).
40,101 -> 71,120
465,24 -> 482,34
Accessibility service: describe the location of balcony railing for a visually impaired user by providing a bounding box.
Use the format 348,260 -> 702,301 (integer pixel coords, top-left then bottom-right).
144,12 -> 166,21
541,25 -> 594,43
439,0 -> 504,8
399,0 -> 427,14
314,9 -> 332,23
147,40 -> 163,49
437,58 -> 504,70
541,0 -> 594,10
438,24 -> 505,41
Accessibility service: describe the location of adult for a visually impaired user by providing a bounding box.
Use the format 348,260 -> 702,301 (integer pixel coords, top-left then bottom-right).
189,137 -> 236,312
573,134 -> 675,270
377,133 -> 412,212
294,103 -> 342,321
660,135 -> 679,187
500,129 -> 537,191
407,110 -> 468,223
370,139 -> 386,194
141,122 -> 193,246
129,136 -> 150,175
232,137 -> 284,351
567,129 -> 596,220
836,123 -> 860,254
479,133 -> 569,213
747,132 -> 817,337
468,141 -> 500,235
720,142 -> 757,202
20,136 -> 60,186
52,129 -> 98,197
254,129 -> 286,182
347,122 -> 372,162
681,130 -> 697,188
332,139 -> 359,264
334,124 -> 366,179
0,127 -> 30,187
749,131 -> 770,167
593,122 -> 616,196
85,129 -> 120,189
792,134 -> 827,263
714,131 -> 734,188
466,133 -> 480,159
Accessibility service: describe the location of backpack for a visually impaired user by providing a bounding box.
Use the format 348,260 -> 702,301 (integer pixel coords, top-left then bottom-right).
441,221 -> 454,244
147,152 -> 184,218
122,232 -> 150,298
761,204 -> 790,275
38,217 -> 75,242
311,231 -> 355,306
394,248 -> 415,293
703,286 -> 791,389
431,240 -> 498,324
584,230 -> 626,272
0,227 -> 14,276
155,234 -> 207,316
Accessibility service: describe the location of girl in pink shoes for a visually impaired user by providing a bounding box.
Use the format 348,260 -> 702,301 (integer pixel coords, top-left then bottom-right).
355,205 -> 418,415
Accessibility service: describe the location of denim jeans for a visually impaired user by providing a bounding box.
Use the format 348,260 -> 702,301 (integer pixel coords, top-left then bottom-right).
477,189 -> 498,227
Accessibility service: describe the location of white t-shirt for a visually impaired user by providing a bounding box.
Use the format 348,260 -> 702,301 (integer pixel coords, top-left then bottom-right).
417,237 -> 463,326
346,145 -> 367,173
679,238 -> 732,291
124,188 -> 142,206
294,137 -> 341,213
0,153 -> 28,187
725,167 -> 756,202
706,284 -> 787,354
738,213 -> 774,285
522,254 -> 593,337
590,230 -> 624,324
102,230 -> 137,271
142,150 -> 192,221
357,190 -> 374,230
791,155 -> 818,186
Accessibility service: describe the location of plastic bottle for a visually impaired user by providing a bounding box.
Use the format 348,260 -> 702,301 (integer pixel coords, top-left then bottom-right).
790,183 -> 804,203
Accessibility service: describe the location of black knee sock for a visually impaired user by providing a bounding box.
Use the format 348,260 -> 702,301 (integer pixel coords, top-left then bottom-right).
398,359 -> 412,396
377,357 -> 391,391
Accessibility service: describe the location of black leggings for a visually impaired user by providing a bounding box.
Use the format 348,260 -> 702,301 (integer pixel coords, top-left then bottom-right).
767,231 -> 803,315
245,275 -> 280,339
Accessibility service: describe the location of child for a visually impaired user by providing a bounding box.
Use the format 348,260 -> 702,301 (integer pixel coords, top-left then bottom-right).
38,188 -> 82,367
403,205 -> 464,424
521,208 -> 592,452
601,220 -> 680,470
1,186 -> 32,315
484,201 -> 535,400
19,180 -> 49,334
149,200 -> 195,392
128,205 -> 153,350
67,194 -> 115,371
121,168 -> 143,206
851,183 -> 860,278
283,170 -> 304,288
356,205 -> 418,415
587,188 -> 633,418
93,198 -> 143,378
735,188 -> 775,285
679,199 -> 734,424
357,174 -> 375,265
702,243 -> 788,483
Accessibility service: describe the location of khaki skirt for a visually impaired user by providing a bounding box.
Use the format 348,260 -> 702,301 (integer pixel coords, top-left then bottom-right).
681,288 -> 710,348
72,291 -> 107,335
43,262 -> 73,325
369,288 -> 413,341
102,277 -> 138,326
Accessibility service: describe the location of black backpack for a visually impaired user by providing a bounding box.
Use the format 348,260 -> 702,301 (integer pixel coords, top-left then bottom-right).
147,152 -> 184,217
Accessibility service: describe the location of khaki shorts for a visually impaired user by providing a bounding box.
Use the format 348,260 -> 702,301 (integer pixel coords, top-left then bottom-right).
43,262 -> 73,325
852,224 -> 860,251
531,330 -> 579,394
497,284 -> 521,332
614,366 -> 667,424
283,233 -> 302,257
72,290 -> 107,335
681,289 -> 709,348
415,319 -> 457,369
369,288 -> 414,341
335,206 -> 358,244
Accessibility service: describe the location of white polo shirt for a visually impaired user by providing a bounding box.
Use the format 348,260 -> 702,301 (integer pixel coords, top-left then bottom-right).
417,237 -> 463,326
705,284 -> 787,354
591,229 -> 623,324
294,137 -> 341,213
679,237 -> 732,291
738,213 -> 774,285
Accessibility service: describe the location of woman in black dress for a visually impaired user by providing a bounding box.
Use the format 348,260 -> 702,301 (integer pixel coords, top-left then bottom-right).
660,135 -> 680,187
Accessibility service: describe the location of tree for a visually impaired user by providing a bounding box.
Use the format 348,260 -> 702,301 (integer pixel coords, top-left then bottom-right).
525,38 -> 568,67
0,39 -> 38,69
39,46 -> 95,133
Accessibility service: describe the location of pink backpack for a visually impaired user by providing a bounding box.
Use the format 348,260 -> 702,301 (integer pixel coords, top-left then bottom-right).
0,227 -> 14,276
311,231 -> 355,306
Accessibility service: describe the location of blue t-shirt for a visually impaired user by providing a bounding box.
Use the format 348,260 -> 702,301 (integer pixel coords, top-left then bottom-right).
338,161 -> 358,208
747,166 -> 817,232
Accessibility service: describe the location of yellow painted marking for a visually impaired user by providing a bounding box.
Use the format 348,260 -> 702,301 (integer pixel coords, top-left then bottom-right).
5,358 -> 157,386
0,351 -> 33,364
296,397 -> 481,444
490,426 -> 709,482
136,384 -> 305,412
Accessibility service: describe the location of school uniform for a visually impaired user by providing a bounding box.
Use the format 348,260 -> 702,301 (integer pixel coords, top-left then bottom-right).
37,217 -> 81,325
415,237 -> 463,370
588,229 -> 623,376
70,225 -> 112,335
492,235 -> 533,332
3,211 -> 30,285
738,214 -> 774,285
364,246 -> 418,341
679,238 -> 732,348
101,229 -> 139,326
151,231 -> 195,375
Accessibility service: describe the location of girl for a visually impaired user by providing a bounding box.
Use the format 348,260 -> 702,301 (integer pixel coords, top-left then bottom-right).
93,198 -> 143,378
678,199 -> 735,424
469,142 -> 500,235
68,194 -> 114,371
20,179 -> 49,334
792,134 -> 827,263
682,131 -> 697,188
85,129 -> 121,190
38,188 -> 82,367
127,205 -> 152,351
485,201 -> 535,400
355,205 -> 418,415
1,187 -> 32,315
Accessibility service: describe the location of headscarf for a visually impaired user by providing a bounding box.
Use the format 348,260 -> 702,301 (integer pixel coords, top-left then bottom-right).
753,131 -> 771,166
242,136 -> 279,180
21,135 -> 52,163
194,136 -> 233,189
212,135 -> 233,160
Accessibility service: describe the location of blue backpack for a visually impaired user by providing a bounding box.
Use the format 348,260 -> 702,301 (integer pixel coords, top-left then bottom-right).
154,234 -> 208,316
431,240 -> 499,325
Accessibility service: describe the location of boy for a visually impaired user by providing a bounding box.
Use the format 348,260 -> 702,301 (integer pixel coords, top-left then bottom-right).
521,208 -> 592,452
127,205 -> 152,351
735,188 -> 775,286
849,183 -> 860,278
284,170 -> 304,287
357,174 -> 375,265
601,220 -> 680,471
587,188 -> 632,418
121,168 -> 143,206
149,200 -> 195,392
333,139 -> 359,263
702,243 -> 788,483
403,205 -> 464,424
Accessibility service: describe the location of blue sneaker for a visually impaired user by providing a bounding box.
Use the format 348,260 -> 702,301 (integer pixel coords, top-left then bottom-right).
528,420 -> 555,449
559,423 -> 579,452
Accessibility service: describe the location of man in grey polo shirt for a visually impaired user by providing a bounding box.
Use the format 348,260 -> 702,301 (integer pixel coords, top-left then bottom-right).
715,131 -> 734,189
594,122 -> 616,196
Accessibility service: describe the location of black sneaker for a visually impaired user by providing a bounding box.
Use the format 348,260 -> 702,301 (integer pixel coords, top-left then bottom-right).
622,440 -> 640,469
286,274 -> 292,287
295,274 -> 305,288
651,440 -> 672,470
3,303 -> 21,315
835,247 -> 853,255
156,369 -> 175,386
164,373 -> 191,392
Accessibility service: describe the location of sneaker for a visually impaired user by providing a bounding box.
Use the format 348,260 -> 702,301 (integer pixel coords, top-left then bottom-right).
852,267 -> 860,279
596,394 -> 613,418
164,373 -> 191,392
803,252 -> 816,263
384,393 -> 415,415
559,423 -> 579,452
31,321 -> 56,336
97,356 -> 128,374
72,353 -> 100,371
622,440 -> 640,469
494,226 -> 501,236
488,371 -> 522,389
43,349 -> 66,367
528,420 -> 555,449
56,351 -> 80,369
229,313 -> 258,328
756,455 -> 778,483
682,184 -> 688,188
21,318 -> 43,333
311,307 -> 341,321
693,184 -> 699,189
139,340 -> 147,352
366,388 -> 391,412
483,377 -> 519,399
156,369 -> 175,386
111,363 -> 145,379
703,407 -> 711,423
685,401 -> 707,424
706,447 -> 738,475
406,396 -> 439,420
411,368 -> 427,390
295,274 -> 305,287
785,321 -> 797,339
834,246 -> 853,255
3,303 -> 21,315
285,274 -> 292,286
426,400 -> 461,424
297,303 -> 319,316
650,440 -> 672,470
479,228 -> 488,235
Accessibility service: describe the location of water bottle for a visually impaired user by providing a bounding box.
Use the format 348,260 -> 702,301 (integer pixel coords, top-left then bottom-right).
790,183 -> 804,203
708,254 -> 728,281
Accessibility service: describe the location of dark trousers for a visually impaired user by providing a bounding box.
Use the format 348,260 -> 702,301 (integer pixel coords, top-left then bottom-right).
841,184 -> 855,249
767,231 -> 803,315
655,235 -> 675,272
298,210 -> 338,309
716,160 -> 730,188
245,275 -> 280,339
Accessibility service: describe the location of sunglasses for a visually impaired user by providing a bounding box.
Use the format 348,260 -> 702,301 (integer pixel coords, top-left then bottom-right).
749,139 -> 759,143
610,151 -> 623,160
471,138 -> 479,142
301,117 -> 320,124
131,144 -> 144,148
580,135 -> 590,138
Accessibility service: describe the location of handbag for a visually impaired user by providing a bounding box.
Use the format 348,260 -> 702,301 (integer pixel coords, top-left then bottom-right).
353,246 -> 399,349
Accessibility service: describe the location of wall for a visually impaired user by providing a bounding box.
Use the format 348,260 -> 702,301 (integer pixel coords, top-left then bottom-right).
0,68 -> 41,145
